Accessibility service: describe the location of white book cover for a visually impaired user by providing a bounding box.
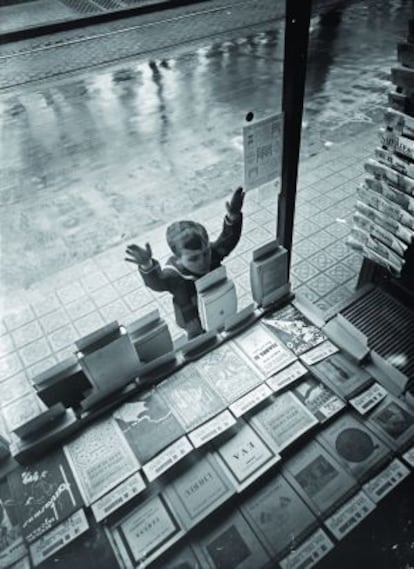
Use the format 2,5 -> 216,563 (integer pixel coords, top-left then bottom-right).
109,494 -> 184,569
64,418 -> 140,504
233,324 -> 297,379
279,528 -> 334,569
163,451 -> 234,530
240,473 -> 318,558
250,391 -> 318,452
198,341 -> 263,404
213,421 -> 280,491
157,364 -> 226,432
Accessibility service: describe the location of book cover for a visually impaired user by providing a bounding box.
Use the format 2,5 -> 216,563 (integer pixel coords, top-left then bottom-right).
163,451 -> 234,530
8,447 -> 83,544
64,418 -> 140,505
91,471 -> 146,523
197,278 -> 238,332
363,458 -> 410,503
250,391 -> 318,452
213,421 -> 280,492
29,509 -> 89,567
195,509 -> 271,569
35,512 -> 119,569
365,394 -> 414,451
293,375 -> 346,423
349,382 -> 388,415
324,490 -> 376,541
109,493 -> 184,569
262,304 -> 327,356
233,324 -> 297,379
198,342 -> 262,404
157,364 -> 226,432
240,473 -> 318,558
283,440 -> 358,517
311,352 -> 373,400
113,389 -> 184,465
266,361 -> 308,393
0,478 -> 27,568
279,528 -> 334,569
299,340 -> 339,366
317,413 -> 391,482
156,542 -> 204,569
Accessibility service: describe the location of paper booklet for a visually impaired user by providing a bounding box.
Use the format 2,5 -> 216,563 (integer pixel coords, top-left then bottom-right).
279,528 -> 334,569
157,363 -> 226,432
249,240 -> 289,306
156,542 -> 203,569
364,394 -> 414,452
240,472 -> 318,559
213,420 -> 281,492
249,391 -> 318,453
8,447 -> 84,544
353,211 -> 408,257
366,155 -> 414,197
380,128 -> 414,161
113,388 -> 184,465
283,440 -> 358,517
163,451 -> 234,530
293,375 -> 346,423
197,341 -> 263,404
365,175 -> 414,215
233,324 -> 297,379
383,107 -> 414,138
357,183 -> 414,230
64,417 -> 140,505
317,413 -> 392,482
355,200 -> 413,245
375,146 -> 414,180
0,478 -> 27,569
262,303 -> 327,356
324,490 -> 376,541
195,509 -> 271,569
310,351 -> 373,400
349,382 -> 388,415
108,493 -> 184,569
195,266 -> 238,332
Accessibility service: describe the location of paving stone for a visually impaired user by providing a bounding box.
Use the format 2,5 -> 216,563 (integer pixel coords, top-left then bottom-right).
0,352 -> 23,382
56,281 -> 86,304
308,251 -> 337,272
4,306 -> 35,331
48,323 -> 78,352
31,292 -> 62,318
12,320 -> 43,349
91,283 -> 120,308
19,337 -> 52,368
100,298 -> 131,323
0,333 -> 14,357
26,356 -> 58,380
74,311 -> 105,337
306,273 -> 338,297
40,307 -> 71,334
81,271 -> 109,293
291,261 -> 320,283
66,296 -> 96,320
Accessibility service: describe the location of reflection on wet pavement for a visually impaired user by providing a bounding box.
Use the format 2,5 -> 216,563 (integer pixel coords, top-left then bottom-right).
0,0 -> 412,298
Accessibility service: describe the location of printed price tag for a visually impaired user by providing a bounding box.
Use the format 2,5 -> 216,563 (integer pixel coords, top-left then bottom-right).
143,436 -> 193,482
349,383 -> 388,415
229,384 -> 272,417
91,471 -> 146,522
266,361 -> 308,393
363,459 -> 410,503
188,410 -> 236,448
29,510 -> 89,567
300,341 -> 339,366
280,528 -> 334,569
325,491 -> 376,540
402,445 -> 414,468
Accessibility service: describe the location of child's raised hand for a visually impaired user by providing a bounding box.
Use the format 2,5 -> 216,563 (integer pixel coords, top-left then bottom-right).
125,243 -> 153,268
226,186 -> 245,219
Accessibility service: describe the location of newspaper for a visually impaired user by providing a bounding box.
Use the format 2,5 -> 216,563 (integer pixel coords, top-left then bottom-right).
365,157 -> 414,197
375,147 -> 414,180
357,184 -> 414,230
365,176 -> 414,214
356,201 -> 413,244
380,129 -> 414,161
353,212 -> 408,257
383,107 -> 414,138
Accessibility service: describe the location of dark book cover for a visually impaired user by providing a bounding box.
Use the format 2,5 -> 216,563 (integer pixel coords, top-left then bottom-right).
0,478 -> 27,568
293,374 -> 346,423
9,447 -> 84,543
311,352 -> 373,400
262,304 -> 326,356
113,389 -> 184,464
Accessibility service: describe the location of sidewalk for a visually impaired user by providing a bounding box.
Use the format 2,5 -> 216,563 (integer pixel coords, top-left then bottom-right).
0,125 -> 374,390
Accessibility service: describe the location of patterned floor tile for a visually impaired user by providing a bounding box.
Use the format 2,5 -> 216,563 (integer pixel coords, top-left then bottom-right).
226,256 -> 249,278
324,240 -> 353,261
100,299 -> 131,324
291,261 -> 320,283
323,285 -> 356,308
4,305 -> 35,331
294,284 -> 320,304
19,337 -> 52,368
31,292 -> 62,318
81,271 -> 109,294
0,320 -> 7,337
40,308 -> 71,334
74,311 -> 105,338
310,230 -> 338,249
12,320 -> 43,349
324,221 -> 351,239
26,356 -> 58,381
0,352 -> 23,382
327,263 -> 356,285
0,372 -> 31,407
293,238 -> 321,258
103,260 -> 132,283
343,252 -> 363,271
48,324 -> 78,352
56,281 -> 86,305
66,296 -> 96,321
306,273 -> 338,297
91,284 -> 120,308
0,334 -> 14,357
308,251 -> 337,271
113,272 -> 142,296
298,219 -> 322,238
124,287 -> 155,311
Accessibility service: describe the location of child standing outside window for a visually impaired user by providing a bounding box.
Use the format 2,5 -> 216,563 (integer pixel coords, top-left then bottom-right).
125,187 -> 245,338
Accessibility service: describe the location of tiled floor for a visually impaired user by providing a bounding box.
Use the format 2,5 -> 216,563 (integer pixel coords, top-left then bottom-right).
0,125 -> 376,424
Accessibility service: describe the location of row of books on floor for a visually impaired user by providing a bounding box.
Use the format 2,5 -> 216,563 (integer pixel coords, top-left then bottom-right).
2,411 -> 414,569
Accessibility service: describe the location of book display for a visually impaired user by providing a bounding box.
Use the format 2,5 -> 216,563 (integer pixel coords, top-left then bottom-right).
249,240 -> 289,306
240,473 -> 318,558
317,413 -> 391,482
0,292 -> 412,569
250,391 -> 318,452
233,324 -> 297,379
195,266 -> 238,332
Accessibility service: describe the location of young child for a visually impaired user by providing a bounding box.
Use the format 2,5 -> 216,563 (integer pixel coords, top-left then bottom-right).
125,187 -> 245,338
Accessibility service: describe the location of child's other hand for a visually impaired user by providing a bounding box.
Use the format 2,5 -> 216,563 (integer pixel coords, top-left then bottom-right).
125,243 -> 153,268
226,186 -> 245,219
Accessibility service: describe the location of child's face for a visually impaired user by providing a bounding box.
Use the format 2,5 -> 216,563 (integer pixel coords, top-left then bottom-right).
179,243 -> 212,275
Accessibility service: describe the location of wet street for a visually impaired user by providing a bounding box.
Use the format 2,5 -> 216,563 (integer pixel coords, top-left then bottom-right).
0,0 -> 413,300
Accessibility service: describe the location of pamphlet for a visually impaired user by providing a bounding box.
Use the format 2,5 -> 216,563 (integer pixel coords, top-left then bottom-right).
365,394 -> 414,451
293,375 -> 346,423
279,528 -> 334,569
0,478 -> 27,568
311,352 -> 373,400
363,459 -> 410,503
349,383 -> 388,415
324,490 -> 376,540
